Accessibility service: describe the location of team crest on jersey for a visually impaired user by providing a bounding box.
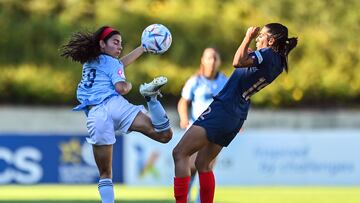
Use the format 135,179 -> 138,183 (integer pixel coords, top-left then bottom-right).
118,68 -> 125,77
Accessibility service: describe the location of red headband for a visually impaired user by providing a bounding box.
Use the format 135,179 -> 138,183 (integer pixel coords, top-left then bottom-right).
99,27 -> 115,41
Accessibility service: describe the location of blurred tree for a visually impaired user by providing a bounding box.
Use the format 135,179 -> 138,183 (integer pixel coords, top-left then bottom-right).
0,0 -> 359,107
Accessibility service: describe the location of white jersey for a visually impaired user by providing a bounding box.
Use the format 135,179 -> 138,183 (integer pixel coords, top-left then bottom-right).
73,54 -> 126,111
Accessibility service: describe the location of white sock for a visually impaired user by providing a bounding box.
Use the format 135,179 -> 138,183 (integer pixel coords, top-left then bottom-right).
147,97 -> 170,132
98,178 -> 114,203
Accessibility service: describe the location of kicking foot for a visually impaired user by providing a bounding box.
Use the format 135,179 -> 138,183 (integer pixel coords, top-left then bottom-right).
139,76 -> 168,98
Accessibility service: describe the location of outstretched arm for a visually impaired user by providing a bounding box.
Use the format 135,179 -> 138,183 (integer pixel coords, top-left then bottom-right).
120,45 -> 145,67
232,26 -> 260,68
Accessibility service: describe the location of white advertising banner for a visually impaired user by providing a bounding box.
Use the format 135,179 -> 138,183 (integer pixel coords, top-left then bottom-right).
124,129 -> 360,185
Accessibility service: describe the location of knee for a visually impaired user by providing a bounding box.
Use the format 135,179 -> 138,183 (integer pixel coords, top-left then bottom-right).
158,130 -> 173,143
172,146 -> 183,162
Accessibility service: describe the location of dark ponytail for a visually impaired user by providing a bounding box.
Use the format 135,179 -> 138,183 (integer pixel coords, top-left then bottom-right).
61,26 -> 120,64
265,23 -> 298,72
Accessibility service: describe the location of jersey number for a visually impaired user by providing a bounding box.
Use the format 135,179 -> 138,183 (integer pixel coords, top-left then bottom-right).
199,106 -> 212,120
84,69 -> 96,89
242,77 -> 268,100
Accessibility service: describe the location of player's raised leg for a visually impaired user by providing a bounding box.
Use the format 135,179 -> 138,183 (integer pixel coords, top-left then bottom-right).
129,111 -> 172,143
139,76 -> 171,132
129,76 -> 172,143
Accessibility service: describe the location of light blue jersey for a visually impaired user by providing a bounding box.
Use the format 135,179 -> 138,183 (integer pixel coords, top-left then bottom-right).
181,72 -> 227,121
73,54 -> 125,111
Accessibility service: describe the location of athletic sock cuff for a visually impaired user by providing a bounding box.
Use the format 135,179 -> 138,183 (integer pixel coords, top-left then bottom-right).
153,120 -> 170,132
98,179 -> 113,189
174,176 -> 191,185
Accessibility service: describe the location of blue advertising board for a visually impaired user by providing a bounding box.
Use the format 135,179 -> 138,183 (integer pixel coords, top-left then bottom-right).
0,134 -> 123,184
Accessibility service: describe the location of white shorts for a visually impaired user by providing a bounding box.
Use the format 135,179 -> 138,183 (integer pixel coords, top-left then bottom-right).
86,95 -> 146,145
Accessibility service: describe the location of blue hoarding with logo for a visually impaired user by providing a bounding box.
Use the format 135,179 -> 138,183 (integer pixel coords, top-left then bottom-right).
0,134 -> 123,184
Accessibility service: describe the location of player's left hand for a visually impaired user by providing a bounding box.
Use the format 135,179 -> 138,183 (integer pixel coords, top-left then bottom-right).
246,26 -> 260,40
142,43 -> 150,53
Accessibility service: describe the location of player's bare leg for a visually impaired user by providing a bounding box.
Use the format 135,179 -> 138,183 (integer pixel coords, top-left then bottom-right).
172,125 -> 209,203
93,145 -> 114,203
173,125 -> 209,176
130,76 -> 173,142
129,111 -> 172,143
93,145 -> 113,178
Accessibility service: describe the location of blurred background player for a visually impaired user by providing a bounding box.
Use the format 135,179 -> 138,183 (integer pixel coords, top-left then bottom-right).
173,23 -> 298,203
177,47 -> 227,203
61,26 -> 172,203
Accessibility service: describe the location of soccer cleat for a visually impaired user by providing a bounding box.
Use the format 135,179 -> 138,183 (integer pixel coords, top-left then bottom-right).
139,76 -> 168,98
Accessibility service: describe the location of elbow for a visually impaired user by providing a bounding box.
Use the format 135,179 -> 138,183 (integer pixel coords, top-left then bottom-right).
232,62 -> 239,68
232,57 -> 239,67
233,60 -> 242,68
116,87 -> 128,95
233,57 -> 249,68
232,58 -> 244,68
115,82 -> 132,95
118,90 -> 128,95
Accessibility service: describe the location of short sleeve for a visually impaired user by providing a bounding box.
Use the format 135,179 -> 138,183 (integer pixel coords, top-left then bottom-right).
249,48 -> 273,67
181,76 -> 198,101
105,57 -> 126,85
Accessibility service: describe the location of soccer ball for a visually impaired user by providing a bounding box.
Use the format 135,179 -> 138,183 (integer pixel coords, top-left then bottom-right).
141,24 -> 172,54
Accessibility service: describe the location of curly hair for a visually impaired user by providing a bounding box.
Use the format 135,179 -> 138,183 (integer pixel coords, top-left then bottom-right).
60,26 -> 120,64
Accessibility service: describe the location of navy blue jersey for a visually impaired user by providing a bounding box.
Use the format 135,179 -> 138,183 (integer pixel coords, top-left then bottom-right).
214,48 -> 283,119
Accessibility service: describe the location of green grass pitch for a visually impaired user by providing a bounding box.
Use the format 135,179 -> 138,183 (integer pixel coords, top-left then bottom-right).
0,185 -> 359,203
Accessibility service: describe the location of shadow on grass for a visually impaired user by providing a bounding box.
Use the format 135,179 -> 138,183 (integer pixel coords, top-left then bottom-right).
0,201 -> 173,203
